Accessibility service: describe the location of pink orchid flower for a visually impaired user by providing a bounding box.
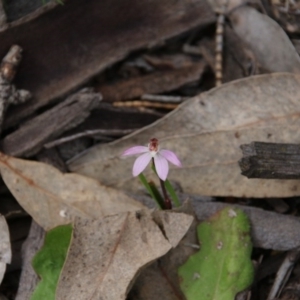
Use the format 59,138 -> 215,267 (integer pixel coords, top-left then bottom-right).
122,138 -> 182,181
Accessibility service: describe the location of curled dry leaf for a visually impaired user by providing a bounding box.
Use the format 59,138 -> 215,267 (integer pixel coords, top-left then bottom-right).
69,73 -> 300,198
56,210 -> 193,300
0,215 -> 11,284
229,6 -> 300,73
0,152 -> 144,230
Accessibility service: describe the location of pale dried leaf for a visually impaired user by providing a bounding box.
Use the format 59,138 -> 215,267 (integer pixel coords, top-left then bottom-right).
152,210 -> 194,248
130,202 -> 197,300
0,215 -> 11,283
69,73 -> 300,198
229,6 -> 300,73
0,153 -> 144,230
56,210 -> 186,300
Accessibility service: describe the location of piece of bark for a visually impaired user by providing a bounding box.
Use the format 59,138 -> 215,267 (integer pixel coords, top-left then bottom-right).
15,220 -> 45,300
239,142 -> 300,179
0,45 -> 31,133
1,88 -> 102,157
0,0 -> 215,129
98,61 -> 206,102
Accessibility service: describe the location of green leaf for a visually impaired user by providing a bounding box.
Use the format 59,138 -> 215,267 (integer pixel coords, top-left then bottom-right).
30,224 -> 73,300
164,179 -> 180,207
178,207 -> 254,300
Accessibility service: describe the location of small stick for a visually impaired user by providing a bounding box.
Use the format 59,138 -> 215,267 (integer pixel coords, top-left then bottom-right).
44,128 -> 136,148
182,44 -> 202,56
215,0 -> 229,87
141,94 -> 185,103
113,100 -> 178,109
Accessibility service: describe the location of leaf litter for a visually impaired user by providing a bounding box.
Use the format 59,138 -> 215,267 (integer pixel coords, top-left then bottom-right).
1,0 -> 300,299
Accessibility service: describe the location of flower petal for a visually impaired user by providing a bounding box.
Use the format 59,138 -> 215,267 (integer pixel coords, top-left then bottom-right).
159,149 -> 182,167
132,152 -> 152,176
154,153 -> 169,181
122,146 -> 148,156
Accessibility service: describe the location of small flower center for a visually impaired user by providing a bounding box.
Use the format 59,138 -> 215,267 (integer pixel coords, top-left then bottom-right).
148,138 -> 159,156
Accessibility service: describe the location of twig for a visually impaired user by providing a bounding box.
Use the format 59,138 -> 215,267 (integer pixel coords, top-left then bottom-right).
141,94 -> 185,103
182,44 -> 202,56
44,128 -> 136,149
113,100 -> 178,109
215,0 -> 229,86
267,246 -> 300,300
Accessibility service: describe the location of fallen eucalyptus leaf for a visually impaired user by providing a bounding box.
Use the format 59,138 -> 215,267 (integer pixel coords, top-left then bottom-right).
30,224 -> 73,300
0,215 -> 11,284
229,6 -> 300,73
0,152 -> 144,230
152,210 -> 194,248
178,207 -> 253,300
56,210 -> 193,300
69,73 -> 300,197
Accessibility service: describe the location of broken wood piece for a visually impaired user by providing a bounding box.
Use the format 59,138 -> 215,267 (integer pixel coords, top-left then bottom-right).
1,0 -> 215,129
1,89 -> 102,157
0,45 -> 31,133
97,61 -> 206,102
239,141 -> 300,179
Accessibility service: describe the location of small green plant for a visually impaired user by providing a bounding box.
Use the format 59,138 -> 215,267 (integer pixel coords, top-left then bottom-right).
178,207 -> 254,300
30,224 -> 72,300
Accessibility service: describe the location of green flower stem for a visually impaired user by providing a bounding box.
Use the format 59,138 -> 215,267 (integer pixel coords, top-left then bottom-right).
151,163 -> 180,207
138,173 -> 163,209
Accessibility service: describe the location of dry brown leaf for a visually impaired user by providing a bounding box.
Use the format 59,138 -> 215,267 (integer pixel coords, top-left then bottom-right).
129,202 -> 197,300
0,215 -> 11,284
152,210 -> 195,248
229,6 -> 300,73
56,210 -> 193,300
0,152 -> 144,230
69,73 -> 300,198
